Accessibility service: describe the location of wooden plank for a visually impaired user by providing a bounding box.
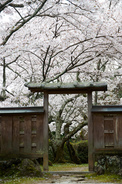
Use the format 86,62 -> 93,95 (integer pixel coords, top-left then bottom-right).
104,117 -> 114,130
118,115 -> 122,147
36,114 -> 44,152
104,130 -> 114,133
1,116 -> 12,153
93,114 -> 104,149
31,115 -> 37,135
31,115 -> 37,153
88,92 -> 94,171
114,116 -> 118,147
19,135 -> 25,152
19,116 -> 25,153
0,116 -> 1,135
24,115 -> 31,153
104,117 -> 114,121
29,89 -> 106,94
0,152 -> 44,159
12,116 -> 20,153
26,82 -> 107,94
104,116 -> 114,148
104,133 -> 114,147
0,116 -> 1,152
95,148 -> 122,155
19,116 -> 25,135
43,92 -> 49,171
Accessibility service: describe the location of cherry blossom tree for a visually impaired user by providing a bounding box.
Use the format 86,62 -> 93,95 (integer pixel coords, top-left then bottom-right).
0,0 -> 122,162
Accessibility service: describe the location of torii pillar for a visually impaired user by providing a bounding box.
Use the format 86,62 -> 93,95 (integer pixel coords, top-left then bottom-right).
88,92 -> 94,171
43,92 -> 49,171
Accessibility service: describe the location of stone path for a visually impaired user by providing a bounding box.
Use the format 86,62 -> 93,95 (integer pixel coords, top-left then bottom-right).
39,172 -> 117,184
38,165 -> 121,184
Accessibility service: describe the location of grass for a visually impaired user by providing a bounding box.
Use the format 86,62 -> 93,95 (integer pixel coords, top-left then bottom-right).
0,173 -> 53,184
85,173 -> 122,183
0,176 -> 45,184
1,163 -> 122,183
48,163 -> 88,171
71,140 -> 88,145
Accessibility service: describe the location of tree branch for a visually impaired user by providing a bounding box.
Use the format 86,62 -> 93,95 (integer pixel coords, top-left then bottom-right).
62,121 -> 88,144
42,45 -> 50,81
0,0 -> 13,12
6,55 -> 20,66
1,0 -> 48,45
9,3 -> 24,8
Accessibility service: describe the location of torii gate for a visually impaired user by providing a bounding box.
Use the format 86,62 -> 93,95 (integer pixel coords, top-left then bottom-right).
25,81 -> 107,171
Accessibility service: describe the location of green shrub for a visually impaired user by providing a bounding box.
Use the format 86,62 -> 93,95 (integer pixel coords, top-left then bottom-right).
49,140 -> 88,164
63,142 -> 71,162
49,144 -> 55,162
72,140 -> 88,163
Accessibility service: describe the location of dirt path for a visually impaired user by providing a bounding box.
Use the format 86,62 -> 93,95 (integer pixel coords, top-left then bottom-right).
37,166 -> 118,184
37,173 -> 117,184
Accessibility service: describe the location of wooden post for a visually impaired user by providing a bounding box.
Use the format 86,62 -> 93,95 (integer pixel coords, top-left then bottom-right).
43,92 -> 49,171
88,92 -> 94,171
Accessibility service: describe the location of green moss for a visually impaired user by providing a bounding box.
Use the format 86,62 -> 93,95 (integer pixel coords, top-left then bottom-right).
0,159 -> 42,178
71,140 -> 88,145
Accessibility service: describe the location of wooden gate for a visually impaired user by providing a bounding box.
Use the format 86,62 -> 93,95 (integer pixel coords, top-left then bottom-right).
92,105 -> 122,155
0,107 -> 47,170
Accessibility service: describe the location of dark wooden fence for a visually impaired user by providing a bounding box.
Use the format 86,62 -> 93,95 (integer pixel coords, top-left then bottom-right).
0,107 -> 47,170
92,105 -> 122,156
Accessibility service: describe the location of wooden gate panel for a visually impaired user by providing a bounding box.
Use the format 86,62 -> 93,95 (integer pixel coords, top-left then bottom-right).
0,110 -> 44,157
12,116 -> 20,153
0,107 -> 46,169
24,115 -> 32,153
12,114 -> 44,155
19,116 -> 25,153
93,114 -> 104,149
118,115 -> 122,147
104,117 -> 114,131
0,116 -> 1,152
104,133 -> 114,147
36,114 -> 44,152
104,116 -> 114,148
19,116 -> 25,135
1,116 -> 12,153
31,115 -> 37,152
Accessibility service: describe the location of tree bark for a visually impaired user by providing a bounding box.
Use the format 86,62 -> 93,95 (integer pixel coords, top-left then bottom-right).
54,142 -> 65,163
66,141 -> 80,164
52,121 -> 88,163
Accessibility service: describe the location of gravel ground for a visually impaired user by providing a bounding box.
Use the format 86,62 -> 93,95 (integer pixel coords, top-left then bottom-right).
38,165 -> 121,184
38,174 -> 119,184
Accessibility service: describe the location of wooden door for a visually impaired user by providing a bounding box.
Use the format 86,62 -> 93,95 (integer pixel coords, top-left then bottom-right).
104,116 -> 114,148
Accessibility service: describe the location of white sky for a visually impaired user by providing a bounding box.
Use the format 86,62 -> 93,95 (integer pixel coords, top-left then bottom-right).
98,0 -> 105,2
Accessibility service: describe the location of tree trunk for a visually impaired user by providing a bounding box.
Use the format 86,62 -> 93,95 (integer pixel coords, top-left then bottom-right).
66,141 -> 81,164
56,120 -> 62,141
54,142 -> 65,163
52,122 -> 88,163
